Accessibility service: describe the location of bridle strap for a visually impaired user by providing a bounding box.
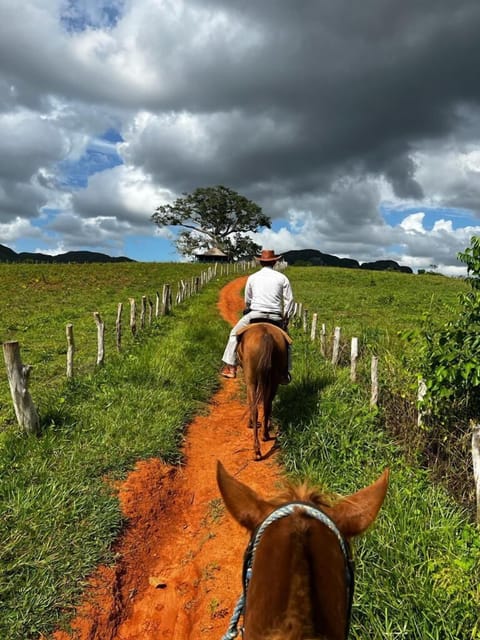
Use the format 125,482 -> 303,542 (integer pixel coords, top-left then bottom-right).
221,502 -> 355,640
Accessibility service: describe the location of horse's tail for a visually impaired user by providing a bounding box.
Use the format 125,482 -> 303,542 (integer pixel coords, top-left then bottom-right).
254,332 -> 275,411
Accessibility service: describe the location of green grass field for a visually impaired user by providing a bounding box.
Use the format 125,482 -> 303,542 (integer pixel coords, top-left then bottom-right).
1,263 -> 478,639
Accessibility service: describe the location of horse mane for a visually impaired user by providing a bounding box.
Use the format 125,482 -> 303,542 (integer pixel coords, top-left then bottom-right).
268,482 -> 339,510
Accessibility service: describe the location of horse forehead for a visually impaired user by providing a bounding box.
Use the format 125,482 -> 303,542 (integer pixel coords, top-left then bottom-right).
261,506 -> 341,545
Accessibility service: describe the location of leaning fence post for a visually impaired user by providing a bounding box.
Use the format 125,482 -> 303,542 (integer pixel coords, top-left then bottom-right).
3,341 -> 40,434
350,337 -> 358,382
66,323 -> 74,379
93,312 -> 105,366
129,298 -> 137,335
116,302 -> 123,351
331,327 -> 341,365
140,296 -> 147,330
370,355 -> 379,407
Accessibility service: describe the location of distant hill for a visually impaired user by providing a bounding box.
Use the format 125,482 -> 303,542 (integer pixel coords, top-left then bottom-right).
0,244 -> 134,264
360,259 -> 413,274
282,249 -> 413,273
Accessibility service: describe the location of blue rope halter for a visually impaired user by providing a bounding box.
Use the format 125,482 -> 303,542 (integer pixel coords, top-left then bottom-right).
221,502 -> 354,640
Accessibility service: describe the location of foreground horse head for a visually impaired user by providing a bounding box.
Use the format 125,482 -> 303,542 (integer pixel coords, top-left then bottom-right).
217,461 -> 389,640
237,322 -> 290,460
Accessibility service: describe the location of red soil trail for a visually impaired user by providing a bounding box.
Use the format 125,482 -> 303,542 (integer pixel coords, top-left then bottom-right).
53,276 -> 283,640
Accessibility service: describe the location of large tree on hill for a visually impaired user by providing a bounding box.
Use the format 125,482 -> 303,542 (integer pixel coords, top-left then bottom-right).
151,185 -> 271,260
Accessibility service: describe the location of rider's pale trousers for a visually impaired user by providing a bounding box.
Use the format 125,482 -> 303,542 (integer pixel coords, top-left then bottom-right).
222,311 -> 291,371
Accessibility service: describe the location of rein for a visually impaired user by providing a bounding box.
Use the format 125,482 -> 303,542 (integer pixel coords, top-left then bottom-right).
221,502 -> 355,640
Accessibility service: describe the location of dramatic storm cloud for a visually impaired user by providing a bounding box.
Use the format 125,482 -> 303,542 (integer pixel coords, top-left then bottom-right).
1,0 -> 480,273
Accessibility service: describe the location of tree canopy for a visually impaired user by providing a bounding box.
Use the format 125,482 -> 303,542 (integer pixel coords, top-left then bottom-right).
151,185 -> 271,260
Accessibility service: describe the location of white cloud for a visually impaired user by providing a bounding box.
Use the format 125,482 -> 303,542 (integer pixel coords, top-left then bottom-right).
400,212 -> 426,234
0,0 -> 480,270
0,216 -> 43,244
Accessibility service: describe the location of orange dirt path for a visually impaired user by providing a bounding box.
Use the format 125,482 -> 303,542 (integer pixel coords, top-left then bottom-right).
53,276 -> 283,640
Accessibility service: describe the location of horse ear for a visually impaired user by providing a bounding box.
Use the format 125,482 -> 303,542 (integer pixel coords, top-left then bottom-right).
216,461 -> 272,531
328,469 -> 389,538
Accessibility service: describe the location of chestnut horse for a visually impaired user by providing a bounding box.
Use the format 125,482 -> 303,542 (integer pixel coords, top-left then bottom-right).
236,322 -> 290,461
217,461 -> 389,640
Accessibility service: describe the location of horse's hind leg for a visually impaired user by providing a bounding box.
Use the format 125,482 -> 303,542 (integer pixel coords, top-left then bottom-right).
262,385 -> 278,441
253,420 -> 262,461
246,385 -> 255,429
262,395 -> 273,442
252,388 -> 262,460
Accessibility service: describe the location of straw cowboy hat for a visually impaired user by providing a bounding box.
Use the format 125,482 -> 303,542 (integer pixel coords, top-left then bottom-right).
256,249 -> 282,263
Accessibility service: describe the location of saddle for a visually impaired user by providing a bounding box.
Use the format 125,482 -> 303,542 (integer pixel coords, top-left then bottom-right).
237,321 -> 292,344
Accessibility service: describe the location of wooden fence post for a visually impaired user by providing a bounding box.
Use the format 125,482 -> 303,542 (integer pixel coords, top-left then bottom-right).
148,297 -> 153,325
3,341 -> 40,434
350,337 -> 358,382
162,284 -> 171,315
370,355 -> 379,407
310,313 -> 318,341
66,323 -> 74,379
417,378 -> 427,427
472,423 -> 480,525
331,327 -> 341,365
302,309 -> 308,333
129,298 -> 137,335
116,303 -> 123,351
140,296 -> 147,329
93,312 -> 105,366
297,302 -> 303,321
320,323 -> 326,357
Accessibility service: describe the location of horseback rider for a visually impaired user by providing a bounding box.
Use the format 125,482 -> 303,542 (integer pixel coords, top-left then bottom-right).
220,249 -> 294,383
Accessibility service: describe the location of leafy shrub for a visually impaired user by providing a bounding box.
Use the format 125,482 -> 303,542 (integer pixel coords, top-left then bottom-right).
406,236 -> 480,424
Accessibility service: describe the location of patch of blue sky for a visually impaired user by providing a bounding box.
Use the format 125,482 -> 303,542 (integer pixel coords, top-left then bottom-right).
271,219 -> 288,232
125,235 -> 181,262
101,127 -> 124,143
60,0 -> 124,32
57,132 -> 124,188
380,203 -> 476,230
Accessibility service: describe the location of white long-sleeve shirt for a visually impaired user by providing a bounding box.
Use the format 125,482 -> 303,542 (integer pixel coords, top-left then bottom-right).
244,267 -> 294,319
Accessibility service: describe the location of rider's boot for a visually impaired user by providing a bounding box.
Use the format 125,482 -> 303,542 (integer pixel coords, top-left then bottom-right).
221,364 -> 237,379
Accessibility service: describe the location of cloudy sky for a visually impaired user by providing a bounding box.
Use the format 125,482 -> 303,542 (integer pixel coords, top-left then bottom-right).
1,0 -> 480,274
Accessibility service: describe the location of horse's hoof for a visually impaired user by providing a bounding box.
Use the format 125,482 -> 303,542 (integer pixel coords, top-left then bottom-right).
254,451 -> 262,461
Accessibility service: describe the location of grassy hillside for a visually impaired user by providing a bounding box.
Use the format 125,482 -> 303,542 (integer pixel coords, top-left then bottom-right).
0,263 -> 228,639
0,262 -> 208,430
0,263 -> 478,639
288,266 -> 465,347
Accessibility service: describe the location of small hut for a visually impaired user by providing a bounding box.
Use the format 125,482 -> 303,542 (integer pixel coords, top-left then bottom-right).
195,247 -> 229,263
